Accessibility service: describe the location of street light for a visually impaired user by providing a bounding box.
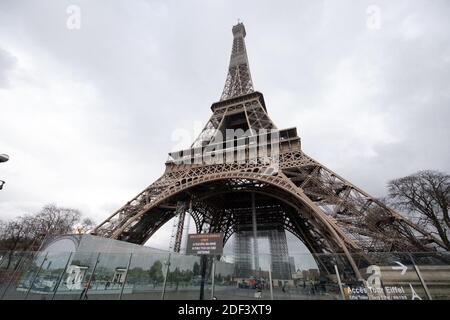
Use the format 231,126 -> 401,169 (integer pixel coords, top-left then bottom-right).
0,154 -> 9,163
0,154 -> 9,190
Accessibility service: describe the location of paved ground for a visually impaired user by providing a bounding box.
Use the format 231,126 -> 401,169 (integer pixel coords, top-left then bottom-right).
3,286 -> 339,300
1,280 -> 341,300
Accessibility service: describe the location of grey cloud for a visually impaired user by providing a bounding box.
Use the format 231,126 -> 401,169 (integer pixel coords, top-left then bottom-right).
0,47 -> 17,88
0,0 -> 449,251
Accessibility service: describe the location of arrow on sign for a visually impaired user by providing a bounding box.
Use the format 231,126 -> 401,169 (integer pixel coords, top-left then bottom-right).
392,261 -> 407,275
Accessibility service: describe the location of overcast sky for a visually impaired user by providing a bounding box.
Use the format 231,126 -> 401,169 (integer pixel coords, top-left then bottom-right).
1,0 -> 449,253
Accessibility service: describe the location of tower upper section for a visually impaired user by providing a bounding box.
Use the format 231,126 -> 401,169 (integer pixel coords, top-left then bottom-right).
220,22 -> 254,101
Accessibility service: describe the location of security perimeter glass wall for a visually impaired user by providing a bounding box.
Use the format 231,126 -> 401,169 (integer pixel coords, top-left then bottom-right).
0,250 -> 449,300
120,252 -> 169,300
163,253 -> 202,300
409,252 -> 450,300
24,251 -> 73,300
0,251 -> 39,300
212,254 -> 273,300
333,252 -> 429,300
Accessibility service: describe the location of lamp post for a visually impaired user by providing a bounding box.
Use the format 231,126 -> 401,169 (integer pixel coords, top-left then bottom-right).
0,154 -> 9,190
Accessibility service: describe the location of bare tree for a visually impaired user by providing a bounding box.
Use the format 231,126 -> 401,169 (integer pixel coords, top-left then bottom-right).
0,215 -> 36,252
33,204 -> 81,238
0,215 -> 37,268
80,218 -> 95,232
0,204 -> 95,253
387,170 -> 450,250
0,205 -> 88,269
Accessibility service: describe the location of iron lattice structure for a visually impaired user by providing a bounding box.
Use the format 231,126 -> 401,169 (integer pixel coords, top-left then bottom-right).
92,23 -> 445,278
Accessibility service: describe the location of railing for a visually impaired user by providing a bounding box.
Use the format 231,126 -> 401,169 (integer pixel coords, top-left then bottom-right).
166,128 -> 299,166
0,250 -> 449,300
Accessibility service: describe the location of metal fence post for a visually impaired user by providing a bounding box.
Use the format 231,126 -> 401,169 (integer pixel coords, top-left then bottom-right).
80,252 -> 101,300
1,251 -> 37,300
161,253 -> 171,300
51,252 -> 73,300
211,258 -> 216,300
199,255 -> 208,300
119,253 -> 133,300
409,253 -> 432,300
25,252 -> 49,300
268,262 -> 273,300
334,264 -> 345,300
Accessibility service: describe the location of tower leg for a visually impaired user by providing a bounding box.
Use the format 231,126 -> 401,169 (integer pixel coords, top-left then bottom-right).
181,199 -> 193,254
173,201 -> 187,253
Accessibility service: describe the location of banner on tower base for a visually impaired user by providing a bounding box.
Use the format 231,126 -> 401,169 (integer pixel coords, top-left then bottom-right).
186,233 -> 224,255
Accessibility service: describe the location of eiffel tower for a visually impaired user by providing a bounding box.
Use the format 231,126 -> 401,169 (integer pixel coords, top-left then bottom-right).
91,22 -> 445,279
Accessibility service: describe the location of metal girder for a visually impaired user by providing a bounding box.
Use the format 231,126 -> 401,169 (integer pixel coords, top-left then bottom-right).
220,23 -> 254,101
